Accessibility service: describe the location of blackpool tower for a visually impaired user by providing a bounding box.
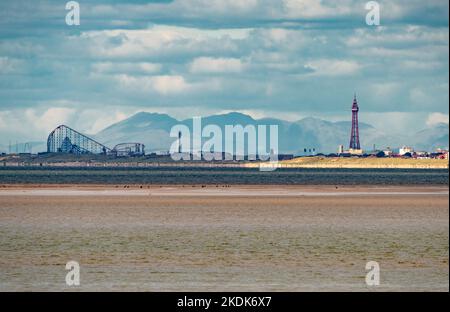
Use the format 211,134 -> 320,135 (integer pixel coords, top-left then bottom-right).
349,94 -> 361,150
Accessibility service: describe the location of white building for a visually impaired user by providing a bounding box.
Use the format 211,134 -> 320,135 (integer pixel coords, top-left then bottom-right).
383,148 -> 393,157
399,146 -> 414,155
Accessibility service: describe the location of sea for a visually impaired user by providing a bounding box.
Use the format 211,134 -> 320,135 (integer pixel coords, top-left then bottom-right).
0,167 -> 448,185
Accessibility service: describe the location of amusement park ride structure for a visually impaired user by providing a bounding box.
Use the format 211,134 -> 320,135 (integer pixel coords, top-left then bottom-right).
47,125 -> 145,156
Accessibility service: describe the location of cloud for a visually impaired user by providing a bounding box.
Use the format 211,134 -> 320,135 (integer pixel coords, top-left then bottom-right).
176,0 -> 260,15
0,0 -> 448,40
0,107 -> 75,142
362,112 -> 432,135
426,113 -> 449,127
26,107 -> 76,134
409,88 -> 429,105
81,25 -> 250,60
282,0 -> 353,19
0,0 -> 448,145
115,74 -> 190,95
152,75 -> 189,95
189,57 -> 244,73
77,110 -> 129,134
304,59 -> 361,76
0,105 -> 134,142
346,26 -> 449,49
371,82 -> 401,98
92,62 -> 162,74
0,57 -> 25,74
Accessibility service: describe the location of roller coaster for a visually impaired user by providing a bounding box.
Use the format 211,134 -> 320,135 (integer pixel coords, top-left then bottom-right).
47,125 -> 145,156
113,143 -> 146,157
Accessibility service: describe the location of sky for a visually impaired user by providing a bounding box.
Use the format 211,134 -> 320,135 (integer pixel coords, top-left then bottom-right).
0,0 -> 448,144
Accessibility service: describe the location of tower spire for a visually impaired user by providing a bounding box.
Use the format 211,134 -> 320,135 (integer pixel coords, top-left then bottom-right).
349,94 -> 361,150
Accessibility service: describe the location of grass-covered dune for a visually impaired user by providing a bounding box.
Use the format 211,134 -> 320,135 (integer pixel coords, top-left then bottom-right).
252,156 -> 449,169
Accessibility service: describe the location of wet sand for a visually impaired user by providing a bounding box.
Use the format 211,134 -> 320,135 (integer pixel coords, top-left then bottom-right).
0,184 -> 448,196
0,185 -> 448,291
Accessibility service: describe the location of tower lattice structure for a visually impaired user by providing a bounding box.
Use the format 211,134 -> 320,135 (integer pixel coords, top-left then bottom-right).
349,94 -> 361,150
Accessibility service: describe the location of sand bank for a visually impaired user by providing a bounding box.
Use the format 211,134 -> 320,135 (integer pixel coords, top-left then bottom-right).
0,187 -> 448,292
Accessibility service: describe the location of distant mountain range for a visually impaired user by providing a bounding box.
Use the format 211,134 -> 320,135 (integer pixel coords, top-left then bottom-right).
1,112 -> 447,155
94,112 -> 449,154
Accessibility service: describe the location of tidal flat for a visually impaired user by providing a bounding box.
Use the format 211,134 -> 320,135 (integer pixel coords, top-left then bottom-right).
0,185 -> 448,291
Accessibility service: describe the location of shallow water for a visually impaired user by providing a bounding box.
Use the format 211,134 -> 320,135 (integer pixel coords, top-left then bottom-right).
0,167 -> 448,185
0,193 -> 448,291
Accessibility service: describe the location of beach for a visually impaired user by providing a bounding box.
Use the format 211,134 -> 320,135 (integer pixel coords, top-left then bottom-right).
0,185 -> 448,291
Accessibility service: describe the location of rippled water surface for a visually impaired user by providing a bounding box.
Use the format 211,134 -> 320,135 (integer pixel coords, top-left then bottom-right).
0,167 -> 448,185
0,193 -> 448,291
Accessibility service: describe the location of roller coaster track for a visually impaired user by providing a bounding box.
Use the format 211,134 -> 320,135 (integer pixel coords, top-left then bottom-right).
47,125 -> 111,154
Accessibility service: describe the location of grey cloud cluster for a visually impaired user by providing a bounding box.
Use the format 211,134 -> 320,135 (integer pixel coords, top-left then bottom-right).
0,0 -> 448,144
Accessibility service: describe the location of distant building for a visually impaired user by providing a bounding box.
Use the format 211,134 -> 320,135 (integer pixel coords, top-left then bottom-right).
112,143 -> 145,157
349,94 -> 361,150
348,148 -> 364,155
415,151 -> 428,157
399,146 -> 414,156
434,149 -> 449,160
300,148 -> 317,156
338,145 -> 344,154
383,147 -> 393,157
348,94 -> 363,155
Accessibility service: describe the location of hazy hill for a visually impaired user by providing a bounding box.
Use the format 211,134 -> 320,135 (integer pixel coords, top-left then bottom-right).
93,112 -> 449,154
3,112 -> 446,154
95,112 -> 178,152
413,123 -> 449,152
